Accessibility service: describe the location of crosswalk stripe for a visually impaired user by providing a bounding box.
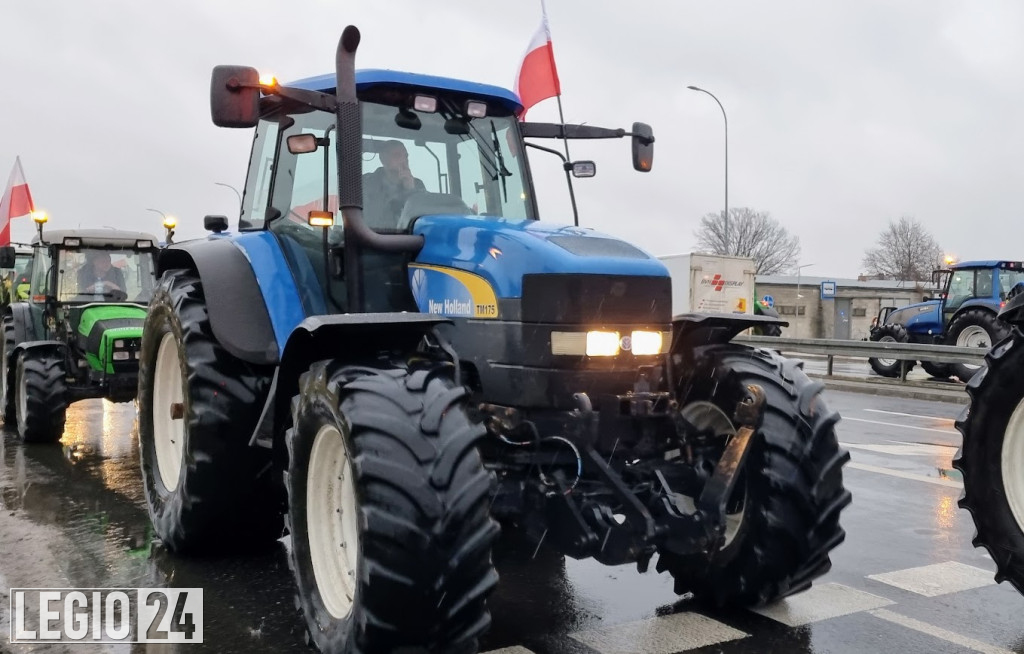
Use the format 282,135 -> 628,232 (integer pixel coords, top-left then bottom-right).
750,582 -> 894,626
481,647 -> 537,654
569,611 -> 748,654
840,441 -> 959,457
869,609 -> 1014,654
867,561 -> 996,597
846,461 -> 963,488
842,416 -> 958,435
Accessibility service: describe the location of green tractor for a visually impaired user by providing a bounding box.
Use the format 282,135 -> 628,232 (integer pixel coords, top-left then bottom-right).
0,244 -> 34,308
0,227 -> 160,442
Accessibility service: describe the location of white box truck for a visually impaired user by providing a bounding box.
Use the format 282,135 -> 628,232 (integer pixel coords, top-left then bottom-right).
658,253 -> 757,316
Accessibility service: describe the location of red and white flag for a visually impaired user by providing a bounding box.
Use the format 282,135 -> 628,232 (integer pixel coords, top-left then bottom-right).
0,157 -> 35,245
514,0 -> 561,119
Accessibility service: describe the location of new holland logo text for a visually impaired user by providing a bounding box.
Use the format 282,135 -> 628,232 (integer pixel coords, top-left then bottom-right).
701,274 -> 744,292
427,298 -> 473,316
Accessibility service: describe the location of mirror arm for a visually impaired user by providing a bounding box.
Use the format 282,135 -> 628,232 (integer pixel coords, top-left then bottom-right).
523,142 -> 580,227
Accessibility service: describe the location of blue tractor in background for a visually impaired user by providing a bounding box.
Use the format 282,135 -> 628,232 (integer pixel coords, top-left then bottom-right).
136,26 -> 851,653
868,260 -> 1024,381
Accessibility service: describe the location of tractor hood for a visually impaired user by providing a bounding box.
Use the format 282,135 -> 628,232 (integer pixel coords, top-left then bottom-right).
886,300 -> 942,333
411,215 -> 669,299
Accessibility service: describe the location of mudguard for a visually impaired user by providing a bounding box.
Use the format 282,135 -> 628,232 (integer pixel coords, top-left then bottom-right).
1000,290 -> 1024,326
8,302 -> 39,344
670,312 -> 787,355
158,237 -> 280,364
251,313 -> 451,448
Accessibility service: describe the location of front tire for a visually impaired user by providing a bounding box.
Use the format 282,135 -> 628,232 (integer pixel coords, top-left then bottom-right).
657,345 -> 851,606
14,350 -> 67,443
138,269 -> 281,553
286,359 -> 499,654
953,329 -> 1024,594
0,314 -> 16,423
921,360 -> 951,379
946,309 -> 1008,382
868,323 -> 914,378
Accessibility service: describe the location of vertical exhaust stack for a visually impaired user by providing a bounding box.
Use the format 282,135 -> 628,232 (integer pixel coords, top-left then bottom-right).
333,25 -> 423,312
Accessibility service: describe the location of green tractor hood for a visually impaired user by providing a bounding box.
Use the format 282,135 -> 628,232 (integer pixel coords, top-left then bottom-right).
77,305 -> 147,374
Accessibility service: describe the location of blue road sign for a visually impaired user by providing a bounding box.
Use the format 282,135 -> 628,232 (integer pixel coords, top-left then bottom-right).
762,295 -> 774,308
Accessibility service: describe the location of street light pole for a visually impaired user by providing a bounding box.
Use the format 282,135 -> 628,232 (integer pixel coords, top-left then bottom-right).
214,182 -> 242,215
687,85 -> 728,252
795,263 -> 815,298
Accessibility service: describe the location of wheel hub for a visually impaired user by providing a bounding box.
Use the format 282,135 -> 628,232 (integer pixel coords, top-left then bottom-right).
877,335 -> 898,367
152,332 -> 185,491
307,424 -> 360,620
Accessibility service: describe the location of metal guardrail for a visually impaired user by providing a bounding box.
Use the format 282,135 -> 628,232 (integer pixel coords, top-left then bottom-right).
733,334 -> 987,381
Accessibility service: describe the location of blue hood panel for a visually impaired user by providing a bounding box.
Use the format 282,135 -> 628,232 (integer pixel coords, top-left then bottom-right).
412,216 -> 669,299
889,301 -> 943,334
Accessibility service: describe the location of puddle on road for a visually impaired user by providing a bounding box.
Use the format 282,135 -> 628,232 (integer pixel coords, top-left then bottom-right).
0,400 -> 305,653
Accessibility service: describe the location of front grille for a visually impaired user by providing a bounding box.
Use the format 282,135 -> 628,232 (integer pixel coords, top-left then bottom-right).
521,274 -> 672,324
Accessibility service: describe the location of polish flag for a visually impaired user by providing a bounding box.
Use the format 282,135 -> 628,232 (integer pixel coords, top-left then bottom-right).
514,1 -> 561,119
0,157 -> 35,246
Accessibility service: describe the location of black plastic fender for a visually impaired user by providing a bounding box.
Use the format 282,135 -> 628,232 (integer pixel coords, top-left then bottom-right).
249,313 -> 452,448
999,290 -> 1024,327
670,312 -> 788,355
158,239 -> 278,364
9,302 -> 39,344
11,341 -> 68,364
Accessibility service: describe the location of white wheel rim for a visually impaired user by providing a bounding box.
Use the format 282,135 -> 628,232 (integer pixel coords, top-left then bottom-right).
1003,396 -> 1024,531
679,401 -> 745,547
877,335 -> 897,367
16,356 -> 26,427
307,423 -> 360,620
152,332 -> 185,491
957,325 -> 990,371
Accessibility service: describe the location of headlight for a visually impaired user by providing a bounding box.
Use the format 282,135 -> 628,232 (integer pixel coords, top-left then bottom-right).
114,340 -> 125,348
630,330 -> 663,355
586,331 -> 620,357
112,352 -> 130,361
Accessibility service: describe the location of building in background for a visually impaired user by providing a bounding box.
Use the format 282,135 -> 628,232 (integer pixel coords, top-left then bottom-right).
754,275 -> 938,340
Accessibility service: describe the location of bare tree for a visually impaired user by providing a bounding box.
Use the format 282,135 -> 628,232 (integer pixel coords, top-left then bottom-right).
694,207 -> 801,275
862,216 -> 943,282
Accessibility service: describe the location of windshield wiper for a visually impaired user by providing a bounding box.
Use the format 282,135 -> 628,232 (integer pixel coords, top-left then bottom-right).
489,121 -> 511,203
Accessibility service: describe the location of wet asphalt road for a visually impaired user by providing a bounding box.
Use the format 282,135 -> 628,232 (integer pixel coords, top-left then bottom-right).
0,389 -> 1021,654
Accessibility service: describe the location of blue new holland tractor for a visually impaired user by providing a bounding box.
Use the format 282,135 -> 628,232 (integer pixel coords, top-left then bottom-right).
137,26 -> 851,653
867,260 -> 1024,381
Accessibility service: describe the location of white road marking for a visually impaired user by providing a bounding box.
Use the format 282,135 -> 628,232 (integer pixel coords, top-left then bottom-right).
569,611 -> 748,653
842,416 -> 958,435
840,441 -> 959,457
482,648 -> 537,654
846,462 -> 963,488
867,561 -> 995,597
869,608 -> 1014,654
751,583 -> 894,626
864,408 -> 956,423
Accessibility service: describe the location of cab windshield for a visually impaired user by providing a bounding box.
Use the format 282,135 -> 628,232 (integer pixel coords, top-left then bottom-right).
56,247 -> 157,303
259,98 -> 535,233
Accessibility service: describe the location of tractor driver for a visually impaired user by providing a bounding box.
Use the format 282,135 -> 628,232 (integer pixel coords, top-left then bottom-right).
78,251 -> 126,296
362,140 -> 425,229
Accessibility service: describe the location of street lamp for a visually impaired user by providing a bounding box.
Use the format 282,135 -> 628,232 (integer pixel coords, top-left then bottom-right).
215,182 -> 242,215
795,263 -> 815,299
687,85 -> 728,251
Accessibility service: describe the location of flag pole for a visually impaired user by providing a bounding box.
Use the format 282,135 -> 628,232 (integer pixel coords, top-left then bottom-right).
542,0 -> 580,226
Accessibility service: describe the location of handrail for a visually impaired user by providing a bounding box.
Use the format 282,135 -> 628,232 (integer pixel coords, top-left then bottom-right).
732,334 -> 987,381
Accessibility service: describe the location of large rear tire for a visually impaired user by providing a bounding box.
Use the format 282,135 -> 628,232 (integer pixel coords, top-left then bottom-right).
14,350 -> 67,444
868,323 -> 914,378
285,359 -> 499,654
657,345 -> 851,606
946,309 -> 1008,383
921,360 -> 951,380
138,269 -> 281,554
953,329 -> 1024,594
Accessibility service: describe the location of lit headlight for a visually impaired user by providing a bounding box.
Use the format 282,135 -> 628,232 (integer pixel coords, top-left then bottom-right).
630,330 -> 663,355
586,331 -> 620,357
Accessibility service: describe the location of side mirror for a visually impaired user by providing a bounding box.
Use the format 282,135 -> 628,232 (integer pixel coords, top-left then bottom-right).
204,215 -> 229,233
211,65 -> 260,128
631,122 -> 655,172
0,246 -> 15,269
571,161 -> 596,178
288,134 -> 320,154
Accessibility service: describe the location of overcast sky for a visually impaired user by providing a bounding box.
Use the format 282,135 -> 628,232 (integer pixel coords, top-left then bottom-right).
3,1 -> 1022,278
